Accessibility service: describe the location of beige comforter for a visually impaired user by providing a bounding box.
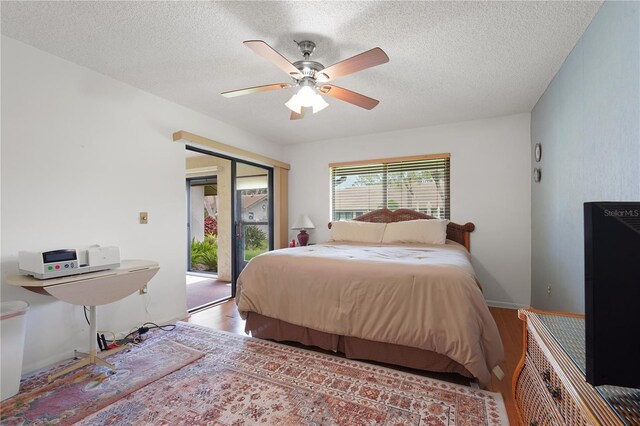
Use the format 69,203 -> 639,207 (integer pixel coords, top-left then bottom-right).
235,241 -> 504,386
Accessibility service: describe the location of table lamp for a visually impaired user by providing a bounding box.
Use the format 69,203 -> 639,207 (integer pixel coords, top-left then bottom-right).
291,214 -> 315,246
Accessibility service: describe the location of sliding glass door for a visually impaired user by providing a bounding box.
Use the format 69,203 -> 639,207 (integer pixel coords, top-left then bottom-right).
233,161 -> 273,281
185,147 -> 273,310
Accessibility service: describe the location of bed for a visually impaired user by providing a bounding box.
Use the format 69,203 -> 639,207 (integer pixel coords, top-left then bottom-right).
235,209 -> 504,387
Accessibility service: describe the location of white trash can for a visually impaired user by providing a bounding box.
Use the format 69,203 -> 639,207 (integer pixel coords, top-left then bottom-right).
1,300 -> 29,401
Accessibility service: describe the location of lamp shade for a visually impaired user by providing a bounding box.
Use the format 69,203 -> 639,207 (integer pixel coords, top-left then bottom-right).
312,95 -> 329,113
297,86 -> 316,107
291,214 -> 315,230
285,94 -> 303,114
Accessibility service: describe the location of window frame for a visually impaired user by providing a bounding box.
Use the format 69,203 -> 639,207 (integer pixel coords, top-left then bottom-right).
329,153 -> 451,221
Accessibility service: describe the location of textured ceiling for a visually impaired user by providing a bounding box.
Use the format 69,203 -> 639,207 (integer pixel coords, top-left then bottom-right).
1,1 -> 601,145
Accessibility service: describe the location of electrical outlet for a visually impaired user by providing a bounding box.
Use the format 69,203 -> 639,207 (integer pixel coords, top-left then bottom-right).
547,285 -> 552,296
139,285 -> 148,295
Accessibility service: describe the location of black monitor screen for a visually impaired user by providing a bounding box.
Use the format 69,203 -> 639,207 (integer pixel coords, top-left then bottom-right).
584,202 -> 640,388
42,249 -> 77,264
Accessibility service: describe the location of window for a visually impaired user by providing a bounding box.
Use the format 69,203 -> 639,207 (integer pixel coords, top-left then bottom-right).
330,154 -> 450,221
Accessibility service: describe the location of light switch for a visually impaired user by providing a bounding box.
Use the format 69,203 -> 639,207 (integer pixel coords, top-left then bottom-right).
139,212 -> 148,224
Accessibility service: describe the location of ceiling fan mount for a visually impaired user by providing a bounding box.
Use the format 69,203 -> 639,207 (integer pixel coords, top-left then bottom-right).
291,41 -> 326,79
221,39 -> 389,120
295,40 -> 317,59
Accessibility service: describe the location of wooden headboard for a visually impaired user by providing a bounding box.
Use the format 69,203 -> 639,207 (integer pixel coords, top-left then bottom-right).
328,208 -> 475,252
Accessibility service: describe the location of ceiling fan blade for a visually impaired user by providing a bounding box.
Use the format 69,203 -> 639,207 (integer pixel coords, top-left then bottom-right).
244,40 -> 303,79
319,85 -> 379,110
316,47 -> 389,82
290,107 -> 307,120
221,83 -> 291,98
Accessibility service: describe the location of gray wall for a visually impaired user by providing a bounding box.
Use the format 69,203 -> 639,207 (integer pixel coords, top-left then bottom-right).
530,1 -> 640,313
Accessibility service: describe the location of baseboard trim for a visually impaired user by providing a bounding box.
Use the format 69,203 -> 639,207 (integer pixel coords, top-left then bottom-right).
159,312 -> 189,324
486,300 -> 530,310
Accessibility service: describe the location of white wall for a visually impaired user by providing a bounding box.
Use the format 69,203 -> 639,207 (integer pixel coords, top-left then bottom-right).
530,1 -> 640,313
0,36 -> 283,372
286,114 -> 532,308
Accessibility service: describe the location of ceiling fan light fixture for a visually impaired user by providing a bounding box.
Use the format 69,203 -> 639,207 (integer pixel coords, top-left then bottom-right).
285,94 -> 303,114
312,94 -> 329,114
297,85 -> 316,107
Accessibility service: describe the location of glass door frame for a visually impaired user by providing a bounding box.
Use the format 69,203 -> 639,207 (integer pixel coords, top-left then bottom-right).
232,159 -> 274,285
185,145 -> 274,299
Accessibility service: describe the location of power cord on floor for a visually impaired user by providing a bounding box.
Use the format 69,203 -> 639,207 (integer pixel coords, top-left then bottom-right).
115,322 -> 177,346
140,322 -> 177,332
82,310 -> 178,350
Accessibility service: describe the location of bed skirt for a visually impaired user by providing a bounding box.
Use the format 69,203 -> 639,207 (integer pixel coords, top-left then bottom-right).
245,312 -> 473,379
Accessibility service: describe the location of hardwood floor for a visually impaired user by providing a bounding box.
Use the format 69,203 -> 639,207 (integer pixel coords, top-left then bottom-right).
188,299 -> 246,335
488,307 -> 524,426
188,301 -> 523,425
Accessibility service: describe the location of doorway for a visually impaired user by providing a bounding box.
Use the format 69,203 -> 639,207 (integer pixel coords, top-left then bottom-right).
185,149 -> 233,311
185,147 -> 274,312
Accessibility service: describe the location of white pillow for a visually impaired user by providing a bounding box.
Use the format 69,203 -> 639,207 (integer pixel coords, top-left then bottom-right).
382,219 -> 449,245
328,221 -> 387,243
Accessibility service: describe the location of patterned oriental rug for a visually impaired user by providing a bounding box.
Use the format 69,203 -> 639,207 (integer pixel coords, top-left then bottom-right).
2,323 -> 508,425
0,339 -> 204,425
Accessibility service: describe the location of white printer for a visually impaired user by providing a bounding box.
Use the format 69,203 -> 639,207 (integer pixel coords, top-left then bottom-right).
18,245 -> 121,279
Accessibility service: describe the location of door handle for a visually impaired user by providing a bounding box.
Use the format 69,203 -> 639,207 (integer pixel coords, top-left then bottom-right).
236,222 -> 242,238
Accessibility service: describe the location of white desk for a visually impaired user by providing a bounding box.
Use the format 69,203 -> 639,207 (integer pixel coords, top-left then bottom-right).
6,259 -> 159,381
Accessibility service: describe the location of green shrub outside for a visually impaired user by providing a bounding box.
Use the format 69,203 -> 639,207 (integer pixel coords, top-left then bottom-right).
191,225 -> 268,270
191,234 -> 218,272
244,225 -> 268,261
244,225 -> 267,249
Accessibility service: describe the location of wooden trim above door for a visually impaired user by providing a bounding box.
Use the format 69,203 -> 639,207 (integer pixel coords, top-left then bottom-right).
173,130 -> 290,170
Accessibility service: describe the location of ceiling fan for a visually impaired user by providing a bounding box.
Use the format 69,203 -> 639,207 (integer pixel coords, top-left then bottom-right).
221,40 -> 389,120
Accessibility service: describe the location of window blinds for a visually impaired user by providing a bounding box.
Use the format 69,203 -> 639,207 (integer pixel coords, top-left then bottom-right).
330,155 -> 450,221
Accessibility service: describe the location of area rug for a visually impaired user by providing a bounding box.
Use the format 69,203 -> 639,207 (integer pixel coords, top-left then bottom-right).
0,339 -> 204,425
70,322 -> 508,425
